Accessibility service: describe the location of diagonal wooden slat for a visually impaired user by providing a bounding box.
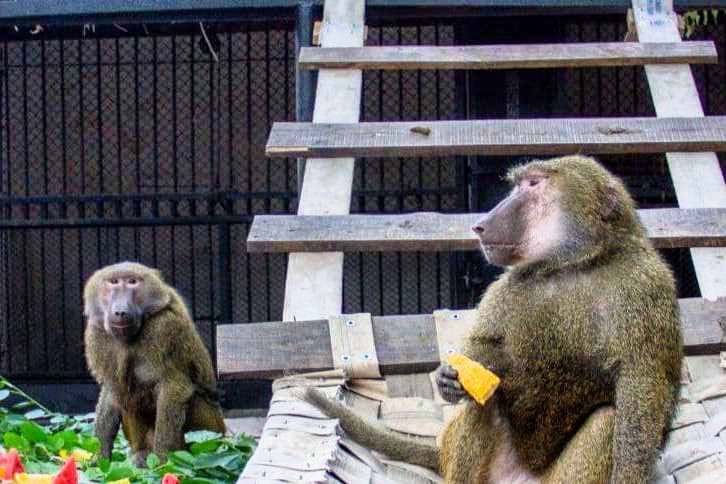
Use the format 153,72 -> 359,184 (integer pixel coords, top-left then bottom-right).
217,298 -> 726,379
282,0 -> 365,322
246,208 -> 726,253
266,116 -> 726,159
299,42 -> 717,71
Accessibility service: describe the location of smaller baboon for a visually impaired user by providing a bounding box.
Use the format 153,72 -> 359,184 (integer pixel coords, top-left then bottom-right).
302,155 -> 682,483
84,262 -> 225,466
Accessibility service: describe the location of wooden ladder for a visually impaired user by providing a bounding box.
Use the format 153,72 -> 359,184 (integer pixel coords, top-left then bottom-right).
219,0 -> 726,379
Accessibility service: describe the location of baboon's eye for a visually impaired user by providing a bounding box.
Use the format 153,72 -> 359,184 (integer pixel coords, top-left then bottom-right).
128,278 -> 138,285
528,179 -> 540,187
109,278 -> 119,285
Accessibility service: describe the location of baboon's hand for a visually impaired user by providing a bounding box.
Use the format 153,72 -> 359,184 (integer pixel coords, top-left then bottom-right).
435,363 -> 467,403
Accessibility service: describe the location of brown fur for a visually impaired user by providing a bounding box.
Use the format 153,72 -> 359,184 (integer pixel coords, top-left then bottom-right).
84,262 -> 225,466
302,156 -> 682,483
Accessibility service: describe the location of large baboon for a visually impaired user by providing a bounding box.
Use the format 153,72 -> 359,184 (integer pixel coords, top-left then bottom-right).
84,262 -> 225,466
303,155 -> 682,483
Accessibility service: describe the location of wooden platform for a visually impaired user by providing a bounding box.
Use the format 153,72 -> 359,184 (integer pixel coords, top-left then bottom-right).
238,355 -> 726,483
246,208 -> 726,253
299,42 -> 717,70
217,298 -> 726,379
266,116 -> 726,159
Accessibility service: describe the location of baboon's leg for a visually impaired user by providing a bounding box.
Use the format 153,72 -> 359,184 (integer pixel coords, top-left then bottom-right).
153,380 -> 193,458
121,412 -> 154,467
439,403 -> 502,484
94,386 -> 121,459
542,406 -> 615,484
186,396 -> 226,434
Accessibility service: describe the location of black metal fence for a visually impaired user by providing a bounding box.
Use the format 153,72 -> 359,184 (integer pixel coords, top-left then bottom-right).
1,12 -> 725,403
0,20 -> 461,385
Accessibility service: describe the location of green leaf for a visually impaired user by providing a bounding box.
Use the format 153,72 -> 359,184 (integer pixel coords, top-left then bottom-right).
81,435 -> 101,453
24,460 -> 61,475
104,462 -> 137,481
50,415 -> 70,425
169,451 -> 197,468
13,400 -> 35,409
98,458 -> 112,473
20,420 -> 47,443
0,389 -> 10,401
182,478 -> 222,484
192,451 -> 240,470
31,443 -> 53,460
2,413 -> 26,427
184,431 -> 222,444
3,431 -> 31,452
189,440 -> 221,455
59,429 -> 79,448
24,409 -> 46,420
47,433 -> 65,452
145,453 -> 161,469
111,450 -> 127,462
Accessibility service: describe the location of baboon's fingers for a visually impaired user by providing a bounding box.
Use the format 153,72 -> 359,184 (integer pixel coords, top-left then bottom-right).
438,363 -> 459,380
437,376 -> 463,390
440,386 -> 467,404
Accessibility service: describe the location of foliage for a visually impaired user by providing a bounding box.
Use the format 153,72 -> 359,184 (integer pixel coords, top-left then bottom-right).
0,376 -> 255,484
683,9 -> 722,37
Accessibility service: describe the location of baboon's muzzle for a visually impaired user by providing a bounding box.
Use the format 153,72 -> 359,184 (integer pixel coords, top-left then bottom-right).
471,189 -> 527,266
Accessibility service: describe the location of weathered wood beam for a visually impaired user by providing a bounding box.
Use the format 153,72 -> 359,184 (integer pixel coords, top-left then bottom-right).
299,42 -> 717,71
217,298 -> 726,379
246,208 -> 726,253
266,116 -> 726,159
282,0 -> 365,322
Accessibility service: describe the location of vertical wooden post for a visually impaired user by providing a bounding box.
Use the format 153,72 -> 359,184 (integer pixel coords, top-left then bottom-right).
283,0 -> 365,321
633,0 -> 726,299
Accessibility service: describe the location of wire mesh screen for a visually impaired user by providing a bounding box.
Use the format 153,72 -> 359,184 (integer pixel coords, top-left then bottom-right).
0,20 -> 460,381
465,14 -> 726,301
344,23 -> 460,315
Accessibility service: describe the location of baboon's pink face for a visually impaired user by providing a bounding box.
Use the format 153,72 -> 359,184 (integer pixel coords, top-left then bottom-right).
471,170 -> 563,267
99,273 -> 145,341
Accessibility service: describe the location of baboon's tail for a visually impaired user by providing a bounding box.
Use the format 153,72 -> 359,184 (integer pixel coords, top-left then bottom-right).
300,387 -> 440,470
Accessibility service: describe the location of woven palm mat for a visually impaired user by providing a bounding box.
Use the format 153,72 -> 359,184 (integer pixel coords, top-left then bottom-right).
237,356 -> 726,483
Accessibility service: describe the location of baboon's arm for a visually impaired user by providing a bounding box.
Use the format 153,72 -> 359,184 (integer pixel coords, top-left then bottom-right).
612,368 -> 672,483
94,385 -> 121,459
153,375 -> 195,458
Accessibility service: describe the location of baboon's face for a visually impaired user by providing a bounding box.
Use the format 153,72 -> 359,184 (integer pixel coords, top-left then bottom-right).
99,272 -> 145,341
471,169 -> 562,267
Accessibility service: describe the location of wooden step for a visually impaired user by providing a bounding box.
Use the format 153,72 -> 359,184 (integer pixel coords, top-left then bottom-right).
217,298 -> 726,378
246,208 -> 726,253
299,42 -> 717,71
266,116 -> 726,159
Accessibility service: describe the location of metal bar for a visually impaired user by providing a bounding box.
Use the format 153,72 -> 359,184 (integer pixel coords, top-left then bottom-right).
295,0 -> 315,194
0,190 -> 301,204
3,1 -> 726,24
215,223 -> 233,369
0,215 -> 254,229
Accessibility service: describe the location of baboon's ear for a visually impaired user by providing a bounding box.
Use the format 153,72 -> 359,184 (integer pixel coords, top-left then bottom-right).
600,181 -> 622,221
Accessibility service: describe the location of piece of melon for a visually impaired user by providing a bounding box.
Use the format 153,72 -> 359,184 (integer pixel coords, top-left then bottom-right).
446,353 -> 500,405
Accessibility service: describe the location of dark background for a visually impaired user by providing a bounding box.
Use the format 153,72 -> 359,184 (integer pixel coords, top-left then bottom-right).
1,7 -> 724,412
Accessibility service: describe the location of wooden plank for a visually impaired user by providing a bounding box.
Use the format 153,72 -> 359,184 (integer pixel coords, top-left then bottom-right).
266,116 -> 726,159
299,42 -> 717,70
633,0 -> 726,301
282,0 -> 365,322
246,208 -> 726,253
217,298 -> 726,378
